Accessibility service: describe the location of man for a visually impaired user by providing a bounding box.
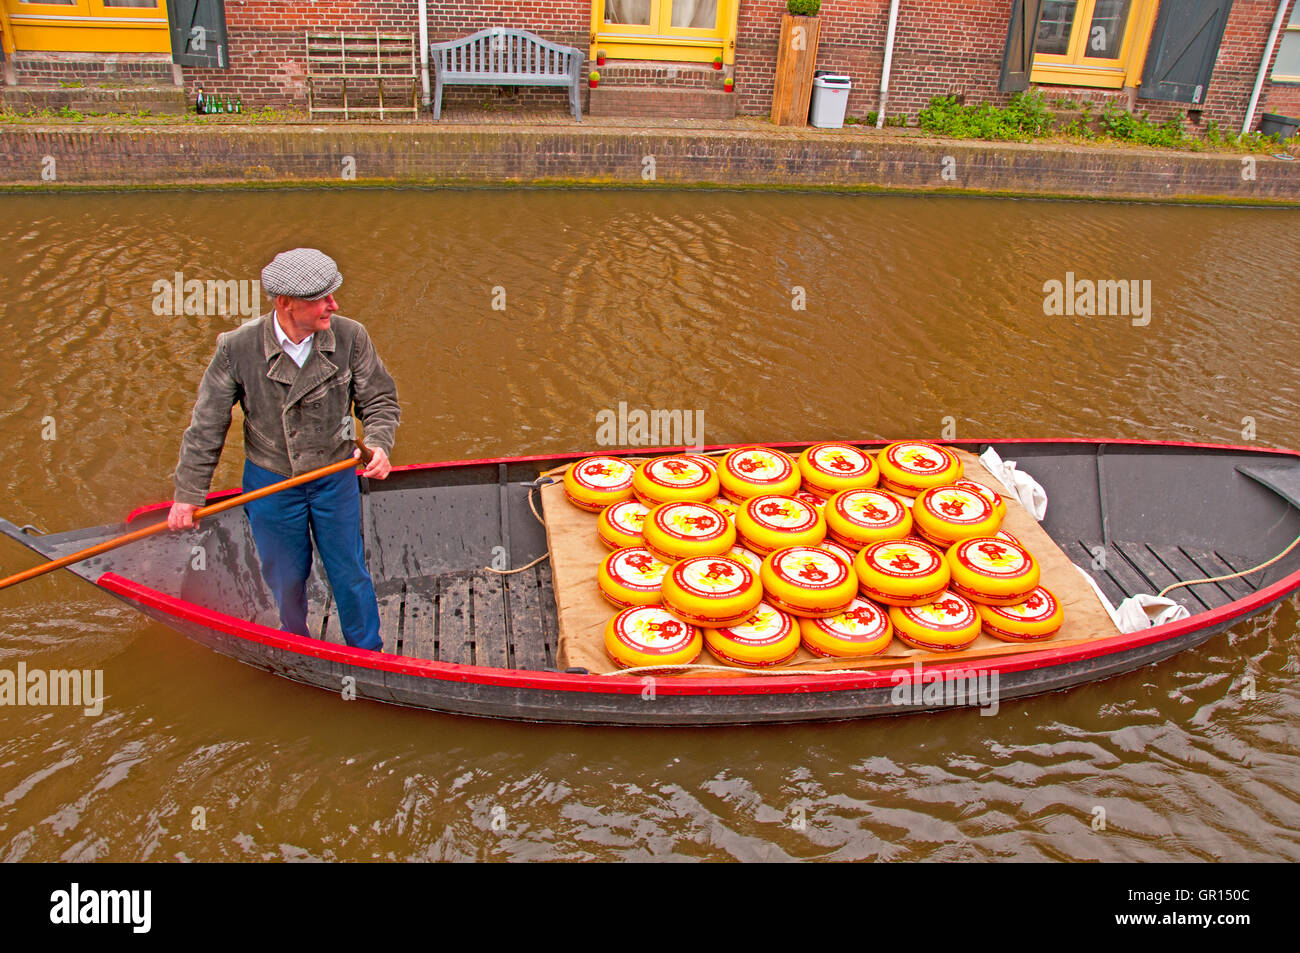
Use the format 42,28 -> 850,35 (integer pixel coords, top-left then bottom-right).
168,248 -> 401,652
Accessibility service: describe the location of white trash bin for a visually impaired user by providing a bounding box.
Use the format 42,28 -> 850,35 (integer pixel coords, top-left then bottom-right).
809,74 -> 851,129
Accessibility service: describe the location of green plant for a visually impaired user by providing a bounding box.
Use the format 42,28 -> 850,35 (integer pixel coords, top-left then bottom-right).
787,0 -> 821,15
917,89 -> 1053,142
1096,102 -> 1188,148
885,113 -> 907,127
58,80 -> 84,89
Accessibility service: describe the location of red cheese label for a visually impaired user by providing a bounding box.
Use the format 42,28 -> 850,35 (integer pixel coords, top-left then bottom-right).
724,448 -> 795,485
718,603 -> 794,646
955,479 -> 1003,510
745,495 -> 819,532
727,545 -> 764,576
605,548 -> 669,590
817,539 -> 856,567
602,500 -> 649,535
920,487 -> 993,526
794,491 -> 827,509
613,607 -> 696,654
884,443 -> 955,476
954,538 -> 1032,577
862,541 -> 943,579
985,587 -> 1058,622
812,598 -> 890,642
686,454 -> 719,473
806,444 -> 874,479
572,457 -> 636,491
673,556 -> 755,599
769,548 -> 849,590
835,489 -> 906,529
898,592 -> 977,630
652,502 -> 730,542
643,456 -> 712,489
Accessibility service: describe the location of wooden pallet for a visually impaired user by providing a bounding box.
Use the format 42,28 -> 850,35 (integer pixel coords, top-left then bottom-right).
306,30 -> 418,120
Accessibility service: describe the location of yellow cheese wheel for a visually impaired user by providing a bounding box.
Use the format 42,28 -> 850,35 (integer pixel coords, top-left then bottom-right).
685,453 -> 719,474
853,539 -> 951,607
597,547 -> 670,609
718,447 -> 801,502
604,605 -> 702,669
640,501 -> 736,564
799,597 -> 894,658
947,537 -> 1041,606
760,546 -> 859,619
794,490 -> 827,510
633,455 -> 720,506
727,544 -> 765,577
817,538 -> 858,570
661,555 -> 764,628
709,496 -> 739,525
563,456 -> 637,512
996,529 -> 1021,546
889,592 -> 982,651
704,602 -> 800,668
912,485 -> 1003,549
597,499 -> 650,550
877,442 -> 963,498
954,479 -> 1007,522
798,443 -> 880,498
978,586 -> 1064,642
824,488 -> 913,549
736,494 -> 827,556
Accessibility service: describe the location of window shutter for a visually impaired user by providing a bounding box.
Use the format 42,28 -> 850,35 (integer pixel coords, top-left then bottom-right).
1000,0 -> 1047,93
166,0 -> 231,69
1139,0 -> 1233,104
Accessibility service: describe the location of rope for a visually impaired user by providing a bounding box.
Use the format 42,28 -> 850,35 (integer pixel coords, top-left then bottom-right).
1158,532 -> 1300,597
483,552 -> 549,575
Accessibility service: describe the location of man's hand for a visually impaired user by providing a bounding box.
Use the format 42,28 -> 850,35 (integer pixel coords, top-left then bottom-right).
168,501 -> 200,531
355,446 -> 392,480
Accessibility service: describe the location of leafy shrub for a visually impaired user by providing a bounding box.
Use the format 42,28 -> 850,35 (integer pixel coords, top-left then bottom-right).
787,0 -> 821,15
917,90 -> 1053,142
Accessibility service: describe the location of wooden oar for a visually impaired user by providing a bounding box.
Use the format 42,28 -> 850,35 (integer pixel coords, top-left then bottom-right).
0,441 -> 375,592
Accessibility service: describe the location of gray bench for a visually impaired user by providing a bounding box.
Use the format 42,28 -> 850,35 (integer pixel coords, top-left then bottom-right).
430,27 -> 585,122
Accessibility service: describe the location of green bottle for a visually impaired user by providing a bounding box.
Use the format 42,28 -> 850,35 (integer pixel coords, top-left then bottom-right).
236,97 -> 242,114
225,96 -> 232,113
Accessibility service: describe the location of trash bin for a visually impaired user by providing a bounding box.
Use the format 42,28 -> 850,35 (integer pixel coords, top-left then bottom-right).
809,73 -> 851,129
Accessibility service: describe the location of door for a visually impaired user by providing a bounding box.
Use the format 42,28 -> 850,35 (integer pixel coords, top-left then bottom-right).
3,0 -> 170,53
593,0 -> 738,64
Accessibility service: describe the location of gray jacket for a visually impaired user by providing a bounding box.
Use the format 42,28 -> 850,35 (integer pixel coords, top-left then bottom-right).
173,312 -> 400,506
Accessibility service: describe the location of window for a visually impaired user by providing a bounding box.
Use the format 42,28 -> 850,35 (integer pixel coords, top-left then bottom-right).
1273,2 -> 1300,82
1031,0 -> 1158,88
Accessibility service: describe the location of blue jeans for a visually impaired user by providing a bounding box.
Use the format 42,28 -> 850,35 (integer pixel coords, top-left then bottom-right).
242,459 -> 382,651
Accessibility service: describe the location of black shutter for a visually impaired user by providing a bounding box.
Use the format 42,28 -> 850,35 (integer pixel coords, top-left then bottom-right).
1139,0 -> 1233,104
1000,0 -> 1047,92
166,0 -> 230,69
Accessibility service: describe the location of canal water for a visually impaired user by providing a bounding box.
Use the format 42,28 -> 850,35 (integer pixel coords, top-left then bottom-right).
1,190 -> 1297,861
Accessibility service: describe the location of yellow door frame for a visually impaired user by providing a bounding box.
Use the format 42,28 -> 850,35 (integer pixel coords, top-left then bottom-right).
1031,0 -> 1159,89
590,0 -> 740,65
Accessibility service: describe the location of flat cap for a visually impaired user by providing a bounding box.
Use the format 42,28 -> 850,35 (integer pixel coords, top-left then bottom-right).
261,248 -> 343,300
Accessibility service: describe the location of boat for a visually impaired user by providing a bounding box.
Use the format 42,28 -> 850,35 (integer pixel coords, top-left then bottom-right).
2,439 -> 1298,726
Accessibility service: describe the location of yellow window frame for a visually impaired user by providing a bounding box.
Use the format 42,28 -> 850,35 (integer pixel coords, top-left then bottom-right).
1272,6 -> 1300,83
1031,0 -> 1159,89
590,0 -> 740,65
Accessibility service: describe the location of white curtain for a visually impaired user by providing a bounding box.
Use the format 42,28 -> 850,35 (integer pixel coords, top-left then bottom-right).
672,0 -> 718,29
605,0 -> 651,26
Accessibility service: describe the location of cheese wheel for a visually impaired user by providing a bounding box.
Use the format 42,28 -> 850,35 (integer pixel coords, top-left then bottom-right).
604,605 -> 702,669
597,499 -> 650,550
799,597 -> 894,658
736,494 -> 827,556
597,547 -> 670,609
824,488 -> 913,549
797,443 -> 880,498
996,529 -> 1021,546
760,546 -> 858,619
686,453 -> 719,473
912,485 -> 1003,549
727,544 -> 765,577
889,592 -> 982,651
660,555 -> 764,628
563,456 -> 636,512
709,496 -> 739,525
794,490 -> 827,510
954,479 -> 1007,522
817,538 -> 858,570
947,537 -> 1041,606
854,539 -> 951,607
718,447 -> 800,502
633,455 -> 720,506
978,586 -> 1064,642
704,602 -> 800,668
641,501 -> 736,564
877,442 -> 963,498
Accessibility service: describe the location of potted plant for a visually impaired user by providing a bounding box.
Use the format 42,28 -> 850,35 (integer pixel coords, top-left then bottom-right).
724,76 -> 735,93
713,54 -> 724,70
589,70 -> 600,89
771,0 -> 823,125
597,49 -> 607,66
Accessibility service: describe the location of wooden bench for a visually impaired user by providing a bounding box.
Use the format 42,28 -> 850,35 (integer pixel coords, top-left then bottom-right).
306,31 -> 418,121
430,27 -> 585,122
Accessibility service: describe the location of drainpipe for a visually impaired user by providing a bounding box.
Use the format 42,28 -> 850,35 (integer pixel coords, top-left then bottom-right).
1241,0 -> 1289,136
876,0 -> 900,128
418,0 -> 431,109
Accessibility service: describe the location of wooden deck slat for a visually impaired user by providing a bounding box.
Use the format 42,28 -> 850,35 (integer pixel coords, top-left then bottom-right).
1114,541 -> 1202,611
1215,550 -> 1280,591
536,559 -> 559,669
1149,545 -> 1235,609
401,577 -> 438,660
471,571 -> 511,669
1067,539 -> 1127,608
505,565 -> 552,671
437,574 -> 475,664
1191,549 -> 1259,600
376,581 -> 405,654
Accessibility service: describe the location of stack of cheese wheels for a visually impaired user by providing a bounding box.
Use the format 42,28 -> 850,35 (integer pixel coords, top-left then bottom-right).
718,447 -> 801,502
641,501 -> 735,565
736,494 -> 827,556
889,591 -> 982,651
564,456 -> 637,512
954,478 -> 1007,523
877,442 -> 963,498
760,546 -> 859,619
794,490 -> 827,510
605,605 -> 702,669
854,539 -> 951,607
978,586 -> 1064,642
911,484 -> 1003,549
727,544 -> 765,577
661,555 -> 764,628
709,496 -> 739,524
633,455 -> 720,506
799,596 -> 894,658
825,488 -> 913,549
947,536 -> 1040,606
798,443 -> 880,499
597,499 -> 650,550
704,601 -> 801,668
598,547 -> 670,609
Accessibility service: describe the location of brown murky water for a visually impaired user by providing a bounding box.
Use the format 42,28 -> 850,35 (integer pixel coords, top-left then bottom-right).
1,190 -> 1298,861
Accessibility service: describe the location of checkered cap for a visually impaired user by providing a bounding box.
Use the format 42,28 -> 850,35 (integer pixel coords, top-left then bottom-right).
261,248 -> 343,300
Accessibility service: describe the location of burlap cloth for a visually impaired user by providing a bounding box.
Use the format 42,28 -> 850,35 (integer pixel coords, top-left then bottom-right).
541,449 -> 1119,675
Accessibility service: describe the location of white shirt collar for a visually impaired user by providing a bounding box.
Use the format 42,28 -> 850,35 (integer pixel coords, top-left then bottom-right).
272,311 -> 314,368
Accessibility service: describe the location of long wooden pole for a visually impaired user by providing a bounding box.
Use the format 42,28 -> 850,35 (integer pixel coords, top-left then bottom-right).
0,442 -> 374,592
